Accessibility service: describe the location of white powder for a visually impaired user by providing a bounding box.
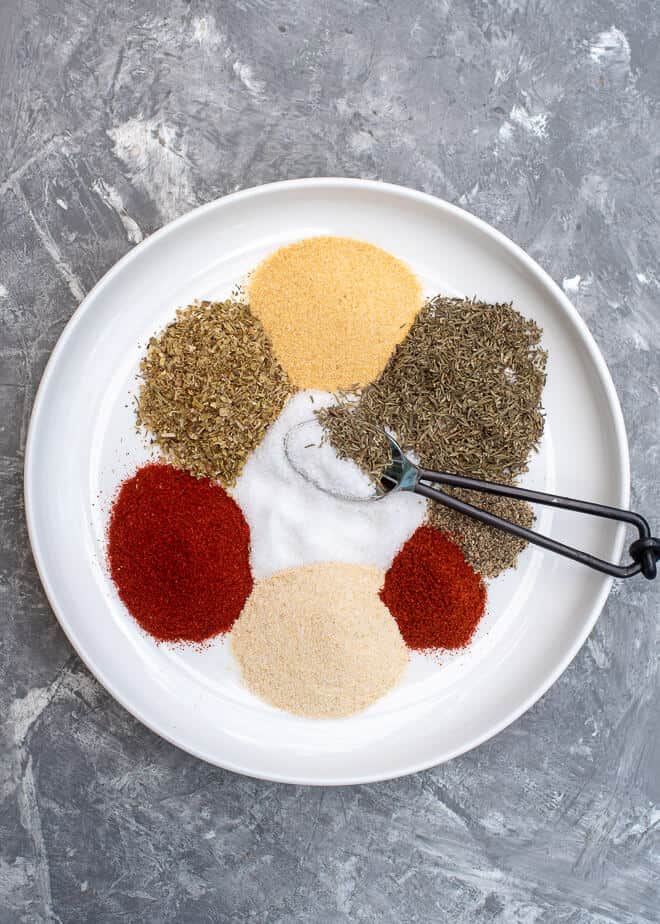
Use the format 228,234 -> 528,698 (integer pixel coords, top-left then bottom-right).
230,391 -> 427,579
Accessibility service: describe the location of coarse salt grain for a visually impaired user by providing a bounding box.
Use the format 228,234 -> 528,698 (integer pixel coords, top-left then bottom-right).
230,391 -> 427,579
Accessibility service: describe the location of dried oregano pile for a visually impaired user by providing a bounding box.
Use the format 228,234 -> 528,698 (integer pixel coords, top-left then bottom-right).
318,296 -> 548,575
137,300 -> 293,485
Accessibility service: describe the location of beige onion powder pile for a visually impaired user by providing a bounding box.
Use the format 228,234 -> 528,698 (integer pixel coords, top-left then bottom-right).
230,562 -> 408,719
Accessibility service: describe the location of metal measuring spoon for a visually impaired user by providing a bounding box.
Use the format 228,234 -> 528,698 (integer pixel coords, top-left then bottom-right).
381,434 -> 659,580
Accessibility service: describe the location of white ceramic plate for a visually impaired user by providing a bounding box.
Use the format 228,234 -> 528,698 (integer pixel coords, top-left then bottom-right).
25,179 -> 629,785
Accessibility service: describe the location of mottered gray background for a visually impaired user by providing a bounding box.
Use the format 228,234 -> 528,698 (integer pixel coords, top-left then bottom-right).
1,0 -> 659,921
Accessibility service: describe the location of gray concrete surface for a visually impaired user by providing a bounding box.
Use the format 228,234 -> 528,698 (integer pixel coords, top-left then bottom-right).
1,1 -> 659,921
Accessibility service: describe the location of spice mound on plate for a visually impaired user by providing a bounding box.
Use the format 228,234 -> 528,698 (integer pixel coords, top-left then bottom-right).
137,299 -> 293,486
319,296 -> 547,575
230,562 -> 408,718
248,236 -> 423,391
428,489 -> 535,578
107,463 -> 253,643
380,526 -> 486,651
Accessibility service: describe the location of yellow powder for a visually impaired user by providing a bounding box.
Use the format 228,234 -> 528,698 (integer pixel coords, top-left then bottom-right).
248,236 -> 423,390
230,563 -> 408,719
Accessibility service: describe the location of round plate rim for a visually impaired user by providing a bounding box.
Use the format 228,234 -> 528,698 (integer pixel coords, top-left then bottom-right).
24,178 -> 630,785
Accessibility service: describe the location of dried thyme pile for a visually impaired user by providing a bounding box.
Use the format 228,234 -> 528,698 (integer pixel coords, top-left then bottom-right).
428,490 -> 535,577
318,296 -> 547,575
137,300 -> 293,485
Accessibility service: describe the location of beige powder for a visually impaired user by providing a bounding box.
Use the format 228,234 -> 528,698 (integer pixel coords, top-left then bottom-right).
230,562 -> 408,718
248,236 -> 422,390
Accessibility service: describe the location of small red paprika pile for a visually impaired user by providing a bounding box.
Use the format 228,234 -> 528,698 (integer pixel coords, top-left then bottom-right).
107,463 -> 253,643
380,525 -> 486,650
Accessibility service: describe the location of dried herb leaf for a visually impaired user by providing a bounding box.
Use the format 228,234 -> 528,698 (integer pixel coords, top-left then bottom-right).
137,300 -> 293,485
428,489 -> 535,577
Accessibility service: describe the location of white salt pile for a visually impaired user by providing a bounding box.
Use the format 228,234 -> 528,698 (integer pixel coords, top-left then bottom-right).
230,391 -> 427,579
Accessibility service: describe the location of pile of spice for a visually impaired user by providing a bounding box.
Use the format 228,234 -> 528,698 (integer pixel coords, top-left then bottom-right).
248,236 -> 422,391
319,296 -> 547,575
230,390 -> 426,579
107,463 -> 253,643
231,563 -> 408,718
137,299 -> 293,485
428,489 -> 535,577
380,526 -> 486,650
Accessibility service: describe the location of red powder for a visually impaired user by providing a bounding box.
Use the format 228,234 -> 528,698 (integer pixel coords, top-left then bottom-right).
107,463 -> 252,643
380,526 -> 486,650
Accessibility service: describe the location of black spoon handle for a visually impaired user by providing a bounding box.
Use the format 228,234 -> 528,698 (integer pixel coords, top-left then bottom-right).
414,469 -> 659,580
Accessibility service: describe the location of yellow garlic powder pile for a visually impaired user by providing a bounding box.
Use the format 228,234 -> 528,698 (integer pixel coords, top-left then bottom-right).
230,562 -> 408,718
248,236 -> 423,391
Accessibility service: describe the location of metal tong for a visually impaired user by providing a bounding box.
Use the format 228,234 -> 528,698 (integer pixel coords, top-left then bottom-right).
381,434 -> 659,580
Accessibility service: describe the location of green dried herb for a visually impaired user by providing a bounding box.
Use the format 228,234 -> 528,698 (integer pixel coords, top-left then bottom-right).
318,296 -> 547,575
137,300 -> 293,485
428,490 -> 535,577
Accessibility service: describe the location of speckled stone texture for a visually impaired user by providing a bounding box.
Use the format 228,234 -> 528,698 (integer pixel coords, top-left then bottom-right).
1,0 -> 658,921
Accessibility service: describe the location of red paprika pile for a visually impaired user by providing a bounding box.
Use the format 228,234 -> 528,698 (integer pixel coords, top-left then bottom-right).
380,525 -> 486,650
107,463 -> 252,643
